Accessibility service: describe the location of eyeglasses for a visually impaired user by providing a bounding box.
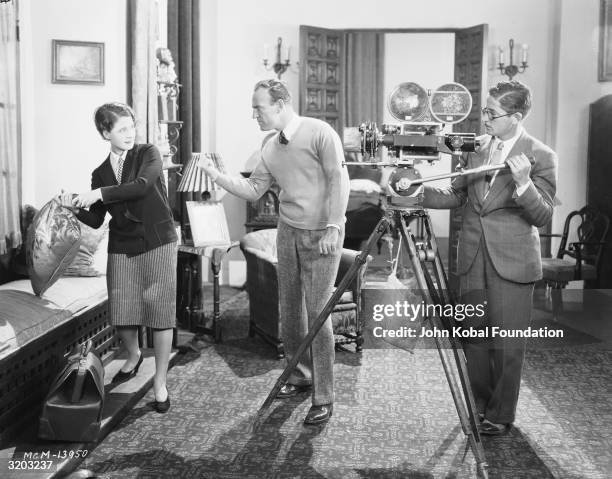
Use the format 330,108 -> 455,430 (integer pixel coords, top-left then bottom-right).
481,107 -> 513,121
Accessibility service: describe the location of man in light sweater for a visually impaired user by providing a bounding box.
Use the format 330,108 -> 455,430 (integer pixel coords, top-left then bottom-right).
199,79 -> 350,425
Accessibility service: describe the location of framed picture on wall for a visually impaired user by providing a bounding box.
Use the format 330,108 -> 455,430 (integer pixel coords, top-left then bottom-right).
600,0 -> 612,81
52,40 -> 104,85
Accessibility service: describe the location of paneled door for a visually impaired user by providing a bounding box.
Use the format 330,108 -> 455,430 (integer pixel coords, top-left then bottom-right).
299,25 -> 345,134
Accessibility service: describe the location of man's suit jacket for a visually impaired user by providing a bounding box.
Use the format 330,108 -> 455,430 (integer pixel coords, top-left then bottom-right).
76,144 -> 177,256
423,130 -> 557,283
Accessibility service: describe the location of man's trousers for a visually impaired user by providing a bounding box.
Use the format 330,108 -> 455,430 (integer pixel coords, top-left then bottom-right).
277,221 -> 344,406
459,237 -> 534,424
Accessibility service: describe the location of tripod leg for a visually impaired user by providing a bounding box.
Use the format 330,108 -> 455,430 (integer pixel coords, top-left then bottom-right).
422,216 -> 483,440
422,216 -> 453,306
396,211 -> 488,478
253,215 -> 391,427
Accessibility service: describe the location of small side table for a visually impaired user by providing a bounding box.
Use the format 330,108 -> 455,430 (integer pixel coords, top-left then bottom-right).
177,241 -> 239,342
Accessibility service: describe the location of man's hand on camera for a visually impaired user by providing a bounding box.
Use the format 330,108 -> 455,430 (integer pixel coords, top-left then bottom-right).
507,153 -> 531,187
319,227 -> 339,255
198,156 -> 219,180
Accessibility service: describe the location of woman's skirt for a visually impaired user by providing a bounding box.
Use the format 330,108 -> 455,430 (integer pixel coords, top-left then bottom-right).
107,241 -> 177,329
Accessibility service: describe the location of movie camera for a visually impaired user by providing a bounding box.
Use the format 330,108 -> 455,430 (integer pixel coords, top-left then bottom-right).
345,81 -> 484,208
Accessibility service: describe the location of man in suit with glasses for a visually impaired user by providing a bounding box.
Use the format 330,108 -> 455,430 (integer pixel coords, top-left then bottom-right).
422,80 -> 558,435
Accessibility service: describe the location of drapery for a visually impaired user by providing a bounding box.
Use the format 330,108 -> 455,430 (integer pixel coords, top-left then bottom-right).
167,0 -> 201,165
128,0 -> 158,144
0,0 -> 21,254
343,32 -> 385,128
167,0 -> 201,226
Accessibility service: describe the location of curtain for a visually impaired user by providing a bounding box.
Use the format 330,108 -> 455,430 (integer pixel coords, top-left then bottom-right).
167,0 -> 201,165
127,0 -> 158,144
343,32 -> 385,129
167,0 -> 200,227
0,0 -> 21,254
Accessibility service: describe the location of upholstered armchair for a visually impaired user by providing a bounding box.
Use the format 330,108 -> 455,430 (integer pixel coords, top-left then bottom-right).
240,228 -> 371,359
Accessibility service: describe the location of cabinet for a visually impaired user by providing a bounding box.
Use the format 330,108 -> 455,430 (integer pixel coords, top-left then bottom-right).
587,95 -> 612,288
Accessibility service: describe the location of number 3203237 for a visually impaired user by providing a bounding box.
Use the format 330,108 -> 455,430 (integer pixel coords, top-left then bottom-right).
7,449 -> 89,470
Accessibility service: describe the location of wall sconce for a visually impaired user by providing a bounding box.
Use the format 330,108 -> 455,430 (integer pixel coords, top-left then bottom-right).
498,39 -> 528,80
263,37 -> 296,79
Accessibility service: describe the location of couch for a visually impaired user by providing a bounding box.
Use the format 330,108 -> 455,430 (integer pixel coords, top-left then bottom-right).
0,206 -> 118,446
240,228 -> 371,359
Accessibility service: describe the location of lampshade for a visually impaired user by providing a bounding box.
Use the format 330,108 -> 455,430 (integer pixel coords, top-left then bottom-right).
177,152 -> 227,201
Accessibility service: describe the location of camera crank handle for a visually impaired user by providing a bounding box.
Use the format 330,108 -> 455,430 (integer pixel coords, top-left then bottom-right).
399,155 -> 536,190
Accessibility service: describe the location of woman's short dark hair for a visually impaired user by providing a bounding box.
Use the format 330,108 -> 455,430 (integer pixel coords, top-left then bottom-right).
253,79 -> 292,103
94,102 -> 135,136
489,81 -> 532,118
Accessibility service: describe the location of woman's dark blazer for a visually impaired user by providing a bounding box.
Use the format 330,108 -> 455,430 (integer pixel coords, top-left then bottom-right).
76,143 -> 177,256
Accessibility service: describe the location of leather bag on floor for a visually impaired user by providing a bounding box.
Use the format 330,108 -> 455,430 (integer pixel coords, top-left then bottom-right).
39,340 -> 105,442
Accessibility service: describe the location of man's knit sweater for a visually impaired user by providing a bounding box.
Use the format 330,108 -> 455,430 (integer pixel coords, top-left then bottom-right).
214,116 -> 349,230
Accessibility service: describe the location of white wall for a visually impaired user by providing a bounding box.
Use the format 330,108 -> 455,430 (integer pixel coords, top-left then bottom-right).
204,0 -> 556,245
20,0 -> 127,207
553,0 -> 612,241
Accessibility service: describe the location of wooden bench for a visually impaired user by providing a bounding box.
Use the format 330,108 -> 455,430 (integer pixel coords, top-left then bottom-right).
0,275 -> 118,447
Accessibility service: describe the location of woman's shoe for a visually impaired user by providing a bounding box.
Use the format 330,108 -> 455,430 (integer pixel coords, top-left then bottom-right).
153,389 -> 170,413
111,352 -> 143,384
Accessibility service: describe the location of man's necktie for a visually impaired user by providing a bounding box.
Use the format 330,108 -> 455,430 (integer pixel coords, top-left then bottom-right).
279,131 -> 288,145
484,141 -> 504,196
116,157 -> 124,184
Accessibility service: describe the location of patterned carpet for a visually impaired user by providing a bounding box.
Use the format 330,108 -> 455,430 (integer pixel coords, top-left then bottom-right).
78,287 -> 612,479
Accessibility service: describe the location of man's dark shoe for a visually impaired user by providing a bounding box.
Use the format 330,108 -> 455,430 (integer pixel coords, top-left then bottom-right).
304,404 -> 333,425
276,383 -> 311,399
479,419 -> 510,436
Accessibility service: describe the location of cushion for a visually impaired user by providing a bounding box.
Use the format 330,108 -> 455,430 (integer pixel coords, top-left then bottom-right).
7,205 -> 39,278
64,221 -> 109,277
91,234 -> 109,275
240,229 -> 278,260
26,199 -> 81,296
347,179 -> 382,211
0,276 -> 108,360
333,288 -> 354,304
350,179 -> 382,195
542,258 -> 597,282
0,290 -> 72,359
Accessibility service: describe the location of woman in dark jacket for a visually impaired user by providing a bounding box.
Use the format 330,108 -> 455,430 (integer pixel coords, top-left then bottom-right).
60,102 -> 177,413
